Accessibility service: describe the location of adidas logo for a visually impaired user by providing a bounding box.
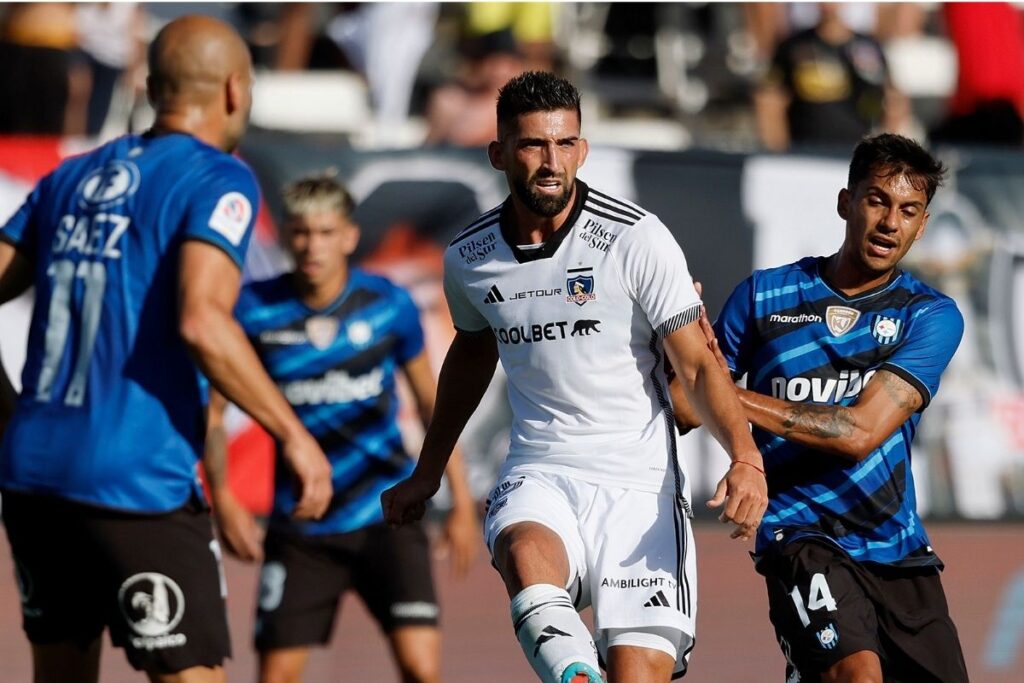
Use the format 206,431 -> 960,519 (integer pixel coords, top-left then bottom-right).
643,590 -> 670,608
533,625 -> 571,657
483,285 -> 505,304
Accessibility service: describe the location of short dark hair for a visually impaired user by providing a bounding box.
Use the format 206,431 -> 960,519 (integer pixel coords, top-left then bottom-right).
496,71 -> 581,137
847,134 -> 947,204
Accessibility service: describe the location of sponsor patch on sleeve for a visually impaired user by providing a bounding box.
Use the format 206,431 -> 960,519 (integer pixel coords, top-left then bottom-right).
208,191 -> 252,246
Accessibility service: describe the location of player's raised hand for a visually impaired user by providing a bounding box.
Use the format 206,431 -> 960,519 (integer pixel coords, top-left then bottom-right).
707,460 -> 768,541
381,472 -> 440,527
211,487 -> 264,562
282,430 -> 333,520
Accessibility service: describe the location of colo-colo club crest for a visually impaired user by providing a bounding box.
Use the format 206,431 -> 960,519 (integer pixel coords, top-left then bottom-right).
825,306 -> 860,336
566,273 -> 596,306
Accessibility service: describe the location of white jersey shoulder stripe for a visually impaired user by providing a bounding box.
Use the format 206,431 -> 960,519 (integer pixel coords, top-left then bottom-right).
588,187 -> 647,217
583,200 -> 639,227
586,193 -> 642,222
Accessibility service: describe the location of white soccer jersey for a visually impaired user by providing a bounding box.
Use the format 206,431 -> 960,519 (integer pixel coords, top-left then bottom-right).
444,181 -> 702,494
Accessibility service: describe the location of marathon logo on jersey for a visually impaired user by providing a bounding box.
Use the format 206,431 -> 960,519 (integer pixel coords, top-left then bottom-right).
306,316 -> 339,350
566,267 -> 596,306
825,306 -> 861,336
770,369 -> 876,403
118,573 -> 188,651
282,367 -> 385,405
601,576 -> 677,590
259,329 -> 307,345
871,314 -> 903,345
816,623 -> 839,650
208,191 -> 252,246
76,160 -> 141,210
769,313 -> 822,325
578,218 -> 619,252
459,232 -> 498,263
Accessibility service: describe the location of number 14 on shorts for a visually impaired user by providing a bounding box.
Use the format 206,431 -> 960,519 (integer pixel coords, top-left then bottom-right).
790,573 -> 838,628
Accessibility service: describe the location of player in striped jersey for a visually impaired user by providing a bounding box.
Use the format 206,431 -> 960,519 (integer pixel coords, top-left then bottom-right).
690,134 -> 969,682
203,173 -> 479,683
383,72 -> 767,683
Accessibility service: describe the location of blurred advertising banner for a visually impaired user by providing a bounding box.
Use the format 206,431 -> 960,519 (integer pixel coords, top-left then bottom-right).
1,134 -> 1022,520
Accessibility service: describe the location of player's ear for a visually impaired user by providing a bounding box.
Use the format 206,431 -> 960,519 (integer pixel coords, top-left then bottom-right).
487,140 -> 505,171
837,188 -> 851,221
226,72 -> 243,114
341,222 -> 361,256
914,211 -> 929,242
578,137 -> 589,167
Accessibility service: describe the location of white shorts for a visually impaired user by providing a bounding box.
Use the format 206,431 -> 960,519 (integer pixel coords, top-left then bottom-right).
484,469 -> 697,676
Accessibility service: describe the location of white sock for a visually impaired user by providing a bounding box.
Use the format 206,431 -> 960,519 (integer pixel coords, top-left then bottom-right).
510,583 -> 600,683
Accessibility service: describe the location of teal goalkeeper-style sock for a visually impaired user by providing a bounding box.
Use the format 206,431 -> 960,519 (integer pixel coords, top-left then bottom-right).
510,584 -> 602,683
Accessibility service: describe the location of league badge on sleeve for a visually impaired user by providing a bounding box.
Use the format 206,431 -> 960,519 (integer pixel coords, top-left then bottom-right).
871,314 -> 902,345
208,191 -> 252,246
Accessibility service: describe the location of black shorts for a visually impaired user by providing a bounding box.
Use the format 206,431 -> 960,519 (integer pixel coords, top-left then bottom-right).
254,521 -> 438,651
1,489 -> 230,673
759,538 -> 968,683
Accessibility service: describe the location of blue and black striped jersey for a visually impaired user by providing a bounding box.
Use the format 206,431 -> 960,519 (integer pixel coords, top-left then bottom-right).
235,269 -> 424,535
714,256 -> 963,567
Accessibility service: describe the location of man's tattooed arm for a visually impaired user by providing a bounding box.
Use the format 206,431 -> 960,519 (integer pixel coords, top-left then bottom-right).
733,370 -> 923,462
781,403 -> 856,440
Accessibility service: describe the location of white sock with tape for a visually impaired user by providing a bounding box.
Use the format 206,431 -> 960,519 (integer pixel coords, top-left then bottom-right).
510,583 -> 600,683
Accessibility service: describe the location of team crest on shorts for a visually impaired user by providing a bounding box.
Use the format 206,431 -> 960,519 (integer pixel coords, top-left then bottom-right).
306,316 -> 339,350
816,623 -> 839,650
118,572 -> 188,650
566,275 -> 596,306
871,314 -> 902,345
825,306 -> 860,336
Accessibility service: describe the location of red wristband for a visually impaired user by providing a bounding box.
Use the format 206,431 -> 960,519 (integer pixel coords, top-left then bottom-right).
731,460 -> 766,476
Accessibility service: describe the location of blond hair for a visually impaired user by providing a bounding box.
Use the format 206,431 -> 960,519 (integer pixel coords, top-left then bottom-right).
281,171 -> 355,219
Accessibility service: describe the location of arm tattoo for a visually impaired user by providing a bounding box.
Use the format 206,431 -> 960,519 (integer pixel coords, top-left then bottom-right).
877,372 -> 921,413
781,403 -> 856,440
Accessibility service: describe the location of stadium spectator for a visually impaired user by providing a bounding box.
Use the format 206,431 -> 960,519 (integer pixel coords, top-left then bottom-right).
74,2 -> 146,137
754,3 -> 908,151
383,71 -> 767,683
425,29 -> 527,147
204,172 -> 480,683
463,2 -> 556,71
0,15 -> 331,683
691,134 -> 969,682
930,2 -> 1024,146
0,3 -> 81,135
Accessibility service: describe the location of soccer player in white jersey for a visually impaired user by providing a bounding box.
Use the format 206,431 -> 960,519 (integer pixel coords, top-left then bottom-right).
382,72 -> 767,683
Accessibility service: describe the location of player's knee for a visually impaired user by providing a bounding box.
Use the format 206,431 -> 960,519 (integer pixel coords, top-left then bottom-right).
494,524 -> 568,590
258,654 -> 305,683
391,627 -> 441,683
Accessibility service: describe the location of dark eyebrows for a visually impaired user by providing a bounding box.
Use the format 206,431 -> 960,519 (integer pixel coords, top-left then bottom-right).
864,185 -> 925,209
517,136 -> 579,146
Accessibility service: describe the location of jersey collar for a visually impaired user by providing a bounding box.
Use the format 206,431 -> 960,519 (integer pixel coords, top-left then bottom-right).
499,179 -> 589,263
816,255 -> 904,302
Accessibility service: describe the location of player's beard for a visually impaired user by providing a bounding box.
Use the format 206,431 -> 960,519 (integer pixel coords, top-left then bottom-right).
512,172 -> 574,218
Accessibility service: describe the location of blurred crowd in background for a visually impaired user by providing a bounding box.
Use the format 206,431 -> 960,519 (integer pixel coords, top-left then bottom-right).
2,1 -> 1023,152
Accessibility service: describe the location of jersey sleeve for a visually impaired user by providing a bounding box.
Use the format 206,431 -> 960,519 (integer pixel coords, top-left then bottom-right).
619,216 -> 702,337
0,176 -> 46,257
712,274 -> 758,380
442,251 -> 489,333
879,297 -> 963,409
182,157 -> 261,268
392,285 -> 426,363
